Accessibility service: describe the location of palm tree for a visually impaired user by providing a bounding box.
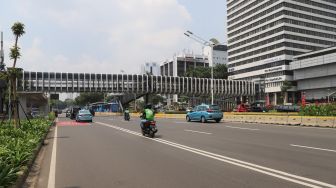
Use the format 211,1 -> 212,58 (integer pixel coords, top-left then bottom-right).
281,80 -> 292,104
9,22 -> 25,127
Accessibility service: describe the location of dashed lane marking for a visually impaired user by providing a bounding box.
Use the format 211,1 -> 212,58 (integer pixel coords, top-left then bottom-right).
96,121 -> 336,188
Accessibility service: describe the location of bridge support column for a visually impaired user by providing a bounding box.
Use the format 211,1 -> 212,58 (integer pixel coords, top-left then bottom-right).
145,93 -> 149,105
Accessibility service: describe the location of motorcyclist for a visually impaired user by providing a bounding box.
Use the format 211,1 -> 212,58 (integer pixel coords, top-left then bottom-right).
140,104 -> 154,130
124,108 -> 130,120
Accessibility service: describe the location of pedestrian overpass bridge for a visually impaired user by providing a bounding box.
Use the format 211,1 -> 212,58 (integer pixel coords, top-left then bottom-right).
19,71 -> 255,97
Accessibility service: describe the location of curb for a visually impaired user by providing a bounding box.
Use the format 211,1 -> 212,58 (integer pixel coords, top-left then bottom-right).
11,119 -> 56,188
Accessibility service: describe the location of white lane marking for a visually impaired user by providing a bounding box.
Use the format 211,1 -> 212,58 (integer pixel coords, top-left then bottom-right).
226,125 -> 259,131
96,121 -> 336,188
291,144 -> 336,153
47,124 -> 58,188
184,129 -> 212,135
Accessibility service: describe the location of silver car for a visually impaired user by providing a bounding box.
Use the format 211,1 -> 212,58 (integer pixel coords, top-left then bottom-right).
76,110 -> 93,122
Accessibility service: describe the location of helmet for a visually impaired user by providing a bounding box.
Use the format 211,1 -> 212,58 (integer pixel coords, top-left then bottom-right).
145,104 -> 152,109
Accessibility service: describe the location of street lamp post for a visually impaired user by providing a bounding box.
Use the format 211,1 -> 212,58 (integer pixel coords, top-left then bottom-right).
184,30 -> 216,104
327,90 -> 336,103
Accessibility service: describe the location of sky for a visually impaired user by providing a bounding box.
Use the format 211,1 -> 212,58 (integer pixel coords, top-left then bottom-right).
0,0 -> 227,74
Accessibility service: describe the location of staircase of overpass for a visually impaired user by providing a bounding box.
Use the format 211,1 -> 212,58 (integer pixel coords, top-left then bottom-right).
19,71 -> 256,97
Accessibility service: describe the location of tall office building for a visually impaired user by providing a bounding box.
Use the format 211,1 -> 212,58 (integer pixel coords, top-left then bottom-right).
203,44 -> 228,66
140,62 -> 160,76
227,0 -> 336,104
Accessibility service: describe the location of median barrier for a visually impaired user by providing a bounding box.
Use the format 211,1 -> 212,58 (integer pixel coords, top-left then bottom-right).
164,114 -> 185,119
237,116 -> 245,122
287,116 -> 302,125
224,115 -> 235,122
255,116 -> 266,123
316,117 -> 335,128
244,115 -> 256,123
274,116 -> 288,124
301,116 -> 317,126
264,116 -> 275,124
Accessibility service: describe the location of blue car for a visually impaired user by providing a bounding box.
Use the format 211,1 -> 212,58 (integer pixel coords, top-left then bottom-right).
186,104 -> 223,123
76,110 -> 93,122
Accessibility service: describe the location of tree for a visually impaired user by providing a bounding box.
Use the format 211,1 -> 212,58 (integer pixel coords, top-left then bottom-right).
150,94 -> 164,106
209,38 -> 220,45
281,81 -> 292,104
8,22 -> 25,127
213,64 -> 228,79
184,64 -> 228,79
75,92 -> 105,106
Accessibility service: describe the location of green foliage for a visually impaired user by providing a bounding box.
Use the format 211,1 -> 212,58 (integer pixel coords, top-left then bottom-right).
299,104 -> 336,116
9,46 -> 21,60
149,94 -> 164,106
280,80 -> 292,92
11,22 -> 25,38
75,92 -> 105,106
0,119 -> 51,187
184,64 -> 228,79
48,112 -> 56,121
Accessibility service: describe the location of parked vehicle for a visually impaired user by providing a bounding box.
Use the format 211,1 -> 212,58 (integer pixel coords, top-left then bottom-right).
141,120 -> 158,138
275,105 -> 300,112
70,106 -> 81,119
186,104 -> 223,123
75,109 -> 93,122
237,104 -> 249,112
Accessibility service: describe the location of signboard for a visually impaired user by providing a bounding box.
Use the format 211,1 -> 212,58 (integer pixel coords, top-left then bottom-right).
264,66 -> 283,73
265,77 -> 283,83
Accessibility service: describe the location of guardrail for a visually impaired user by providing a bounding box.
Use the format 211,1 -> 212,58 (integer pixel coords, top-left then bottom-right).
94,112 -> 335,128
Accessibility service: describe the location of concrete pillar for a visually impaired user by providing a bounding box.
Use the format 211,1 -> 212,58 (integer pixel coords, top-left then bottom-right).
292,92 -> 296,104
274,92 -> 277,105
18,95 -> 27,120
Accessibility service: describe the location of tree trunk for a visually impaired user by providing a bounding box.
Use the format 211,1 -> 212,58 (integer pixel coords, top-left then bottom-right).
283,91 -> 288,105
13,36 -> 19,68
12,76 -> 18,128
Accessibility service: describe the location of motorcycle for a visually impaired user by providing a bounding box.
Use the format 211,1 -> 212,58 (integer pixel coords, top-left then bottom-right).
124,112 -> 130,121
141,120 -> 158,138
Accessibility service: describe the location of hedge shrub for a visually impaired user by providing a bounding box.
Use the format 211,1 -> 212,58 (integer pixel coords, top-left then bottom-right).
299,104 -> 336,116
0,119 -> 51,187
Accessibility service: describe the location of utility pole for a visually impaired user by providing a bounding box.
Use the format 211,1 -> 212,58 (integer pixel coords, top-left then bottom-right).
184,30 -> 217,105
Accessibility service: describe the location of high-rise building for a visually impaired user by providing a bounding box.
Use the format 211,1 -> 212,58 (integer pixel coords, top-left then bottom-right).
203,44 -> 228,66
227,0 -> 336,104
160,52 -> 209,77
160,52 -> 209,104
140,62 -> 160,76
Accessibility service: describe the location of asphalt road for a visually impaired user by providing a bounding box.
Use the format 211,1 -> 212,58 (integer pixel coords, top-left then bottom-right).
37,115 -> 336,188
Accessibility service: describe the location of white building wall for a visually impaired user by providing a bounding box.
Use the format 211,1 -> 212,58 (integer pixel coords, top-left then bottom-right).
140,62 -> 160,76
203,46 -> 228,66
227,0 -> 336,96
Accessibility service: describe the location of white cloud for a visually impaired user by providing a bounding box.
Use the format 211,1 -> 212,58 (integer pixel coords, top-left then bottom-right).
7,0 -> 201,74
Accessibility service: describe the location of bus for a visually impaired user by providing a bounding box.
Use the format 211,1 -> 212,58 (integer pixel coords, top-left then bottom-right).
89,102 -> 121,112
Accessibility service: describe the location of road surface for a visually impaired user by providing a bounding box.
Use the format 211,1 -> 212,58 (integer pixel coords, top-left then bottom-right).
36,115 -> 336,188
